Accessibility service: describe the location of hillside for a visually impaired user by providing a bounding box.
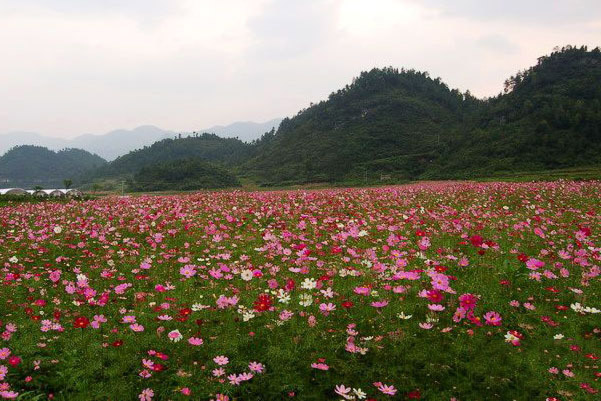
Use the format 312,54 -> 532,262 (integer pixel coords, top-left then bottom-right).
91,133 -> 254,179
0,145 -> 106,187
427,45 -> 601,178
246,67 -> 479,184
245,46 -> 600,184
132,158 -> 240,191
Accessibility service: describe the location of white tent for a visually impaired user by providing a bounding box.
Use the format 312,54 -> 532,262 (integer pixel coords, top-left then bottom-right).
0,188 -> 28,195
66,189 -> 83,197
40,189 -> 66,197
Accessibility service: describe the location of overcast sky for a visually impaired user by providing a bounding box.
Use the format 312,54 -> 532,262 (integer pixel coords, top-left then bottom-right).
1,0 -> 600,138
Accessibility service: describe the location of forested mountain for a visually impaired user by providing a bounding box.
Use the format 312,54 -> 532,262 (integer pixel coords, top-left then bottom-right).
0,146 -> 106,187
91,133 -> 254,179
246,67 -> 480,184
132,159 -> 240,191
426,45 -> 601,178
242,45 -> 601,184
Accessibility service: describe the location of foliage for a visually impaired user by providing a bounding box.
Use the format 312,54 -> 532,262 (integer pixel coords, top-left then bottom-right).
91,134 -> 254,180
132,158 -> 240,191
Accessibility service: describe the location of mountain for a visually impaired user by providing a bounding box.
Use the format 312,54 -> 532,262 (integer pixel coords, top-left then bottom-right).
0,132 -> 71,155
245,45 -> 601,184
0,126 -> 172,161
68,126 -> 173,161
132,158 -> 240,191
90,133 -> 254,179
0,145 -> 107,188
0,121 -> 282,160
203,119 -> 283,142
427,45 -> 601,178
245,67 -> 475,184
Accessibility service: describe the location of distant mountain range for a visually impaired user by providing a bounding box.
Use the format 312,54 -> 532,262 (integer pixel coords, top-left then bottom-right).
0,119 -> 282,161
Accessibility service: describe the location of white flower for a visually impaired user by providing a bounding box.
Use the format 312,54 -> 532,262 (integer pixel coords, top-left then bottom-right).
191,303 -> 209,312
299,293 -> 313,307
504,332 -> 519,343
240,269 -> 253,281
358,230 -> 368,237
8,256 -> 18,264
53,226 -> 62,234
353,388 -> 367,399
553,334 -> 564,340
76,274 -> 88,283
301,278 -> 317,290
243,311 -> 255,321
398,312 -> 413,320
277,289 -> 290,304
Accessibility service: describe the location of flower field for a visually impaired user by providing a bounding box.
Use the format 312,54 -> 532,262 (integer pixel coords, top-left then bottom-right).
0,181 -> 599,401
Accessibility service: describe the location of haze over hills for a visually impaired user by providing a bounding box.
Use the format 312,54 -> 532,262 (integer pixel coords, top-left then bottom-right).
0,145 -> 106,188
0,120 -> 281,161
203,119 -> 282,142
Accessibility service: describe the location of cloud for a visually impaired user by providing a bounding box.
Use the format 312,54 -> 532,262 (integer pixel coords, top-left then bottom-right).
412,0 -> 601,24
476,34 -> 519,54
247,0 -> 338,59
0,0 -> 599,136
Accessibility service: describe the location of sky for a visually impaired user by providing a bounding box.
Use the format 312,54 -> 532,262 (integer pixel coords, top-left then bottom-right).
0,0 -> 600,138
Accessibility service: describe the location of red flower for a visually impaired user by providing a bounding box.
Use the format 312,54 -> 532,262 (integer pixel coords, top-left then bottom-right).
341,301 -> 354,309
253,294 -> 273,312
112,340 -> 124,347
73,316 -> 90,329
469,235 -> 483,247
407,389 -> 421,399
8,356 -> 21,367
179,308 -> 192,316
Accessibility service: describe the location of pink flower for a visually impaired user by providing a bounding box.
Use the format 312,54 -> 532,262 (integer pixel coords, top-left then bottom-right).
122,316 -> 137,324
562,369 -> 574,377
179,265 -> 197,278
139,388 -> 154,401
319,303 -> 336,315
248,361 -> 265,373
167,329 -> 182,342
0,348 -> 10,360
213,355 -> 229,366
311,362 -> 329,371
374,382 -> 397,396
483,311 -> 502,326
526,258 -> 545,270
130,323 -> 145,332
188,337 -> 203,346
353,287 -> 370,296
371,300 -> 389,308
334,385 -> 351,397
